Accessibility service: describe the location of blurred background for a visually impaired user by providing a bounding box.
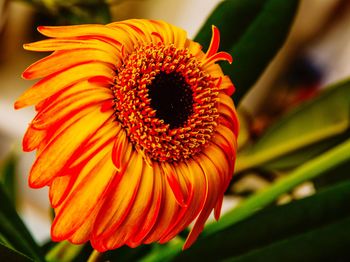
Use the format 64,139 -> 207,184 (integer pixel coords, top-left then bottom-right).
1,0 -> 350,249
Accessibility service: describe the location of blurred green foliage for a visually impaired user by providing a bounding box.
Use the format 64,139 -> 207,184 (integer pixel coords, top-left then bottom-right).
16,0 -> 112,25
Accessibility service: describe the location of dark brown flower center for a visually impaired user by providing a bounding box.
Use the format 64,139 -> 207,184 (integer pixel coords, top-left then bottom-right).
148,71 -> 194,129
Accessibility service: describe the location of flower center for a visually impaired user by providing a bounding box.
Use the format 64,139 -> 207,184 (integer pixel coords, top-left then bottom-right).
148,71 -> 193,129
112,43 -> 219,162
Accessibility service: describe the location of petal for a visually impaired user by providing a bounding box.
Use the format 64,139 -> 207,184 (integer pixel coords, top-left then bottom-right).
49,175 -> 75,208
161,162 -> 187,207
219,75 -> 235,96
22,125 -> 46,152
111,129 -> 131,172
23,49 -> 120,80
203,142 -> 232,220
129,163 -> 163,245
49,119 -> 119,207
29,107 -> 112,188
15,62 -> 115,109
93,155 -> 154,251
32,85 -> 112,130
68,206 -> 100,244
37,25 -> 123,47
218,93 -> 239,136
24,38 -> 119,53
91,152 -> 142,247
159,161 -> 203,243
51,141 -> 116,241
142,163 -> 180,244
184,154 -> 222,250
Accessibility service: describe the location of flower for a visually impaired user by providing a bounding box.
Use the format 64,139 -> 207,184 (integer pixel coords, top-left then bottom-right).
15,19 -> 239,252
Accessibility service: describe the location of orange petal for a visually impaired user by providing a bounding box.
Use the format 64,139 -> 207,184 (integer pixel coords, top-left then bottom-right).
205,25 -> 220,58
91,152 -> 143,245
183,154 -> 222,250
219,75 -> 235,96
29,107 -> 112,188
49,119 -> 119,207
111,129 -> 132,172
142,163 -> 180,244
49,175 -> 76,208
218,93 -> 239,136
15,62 -> 115,109
22,125 -> 46,152
161,162 -> 187,207
37,25 -> 123,47
159,161 -> 201,243
93,156 -> 154,251
68,206 -> 100,244
32,87 -> 112,130
51,142 -> 116,241
23,38 -> 119,53
129,163 -> 163,246
202,143 -> 231,220
23,49 -> 119,80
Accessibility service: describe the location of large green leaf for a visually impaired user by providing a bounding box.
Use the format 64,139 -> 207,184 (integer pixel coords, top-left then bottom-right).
223,0 -> 299,103
236,79 -> 350,173
0,242 -> 33,262
195,0 -> 268,52
226,217 -> 350,262
173,180 -> 350,261
0,185 -> 45,262
139,138 -> 350,262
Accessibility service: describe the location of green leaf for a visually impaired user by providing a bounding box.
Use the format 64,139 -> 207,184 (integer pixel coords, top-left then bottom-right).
313,158 -> 350,189
0,185 -> 45,262
140,138 -> 350,261
225,217 -> 350,262
195,0 -> 269,52
173,180 -> 350,261
236,79 -> 350,173
195,0 -> 299,104
224,0 -> 299,103
0,153 -> 18,206
0,242 -> 34,262
206,138 -> 350,235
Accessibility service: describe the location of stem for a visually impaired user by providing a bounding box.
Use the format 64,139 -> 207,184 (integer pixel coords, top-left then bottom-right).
87,250 -> 102,262
46,241 -> 83,262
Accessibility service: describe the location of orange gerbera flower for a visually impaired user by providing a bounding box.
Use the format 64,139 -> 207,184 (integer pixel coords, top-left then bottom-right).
15,19 -> 239,252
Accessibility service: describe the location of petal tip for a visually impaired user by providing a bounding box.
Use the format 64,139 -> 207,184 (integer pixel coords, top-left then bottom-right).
14,100 -> 23,110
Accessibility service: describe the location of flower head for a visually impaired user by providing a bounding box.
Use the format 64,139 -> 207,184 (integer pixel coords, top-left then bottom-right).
15,19 -> 239,251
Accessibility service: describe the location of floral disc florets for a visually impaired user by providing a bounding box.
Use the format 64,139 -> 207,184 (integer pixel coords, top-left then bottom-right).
113,43 -> 220,162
